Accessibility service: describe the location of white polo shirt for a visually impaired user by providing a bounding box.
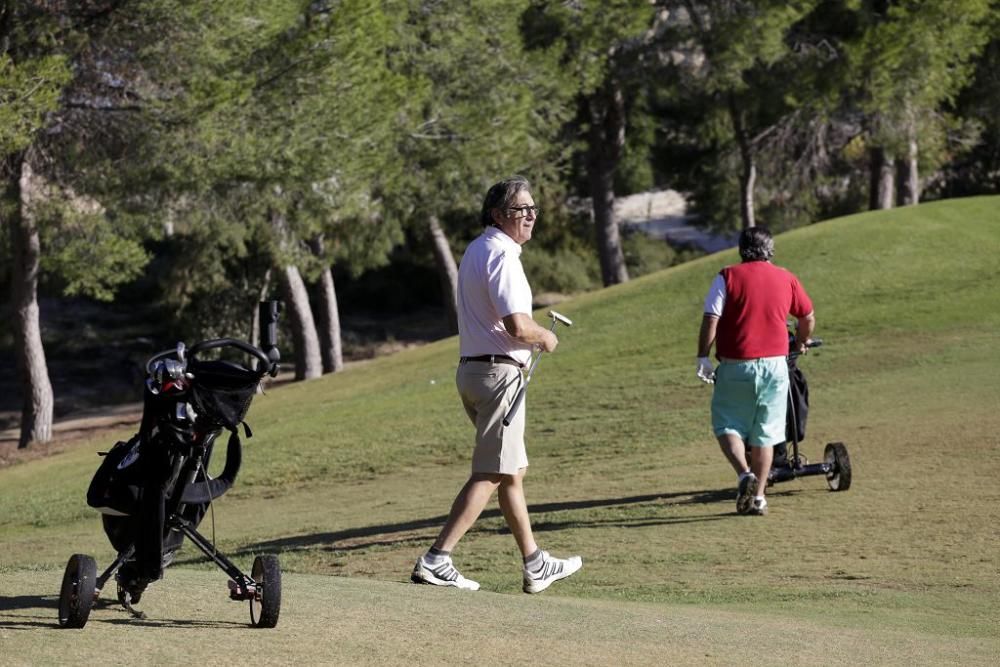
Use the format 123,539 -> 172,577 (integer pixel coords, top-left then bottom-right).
457,225 -> 535,366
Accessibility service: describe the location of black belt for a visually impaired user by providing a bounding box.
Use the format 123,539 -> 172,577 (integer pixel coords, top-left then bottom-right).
460,354 -> 523,368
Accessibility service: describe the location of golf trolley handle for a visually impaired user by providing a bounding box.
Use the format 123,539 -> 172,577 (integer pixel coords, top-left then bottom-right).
788,338 -> 823,360
189,338 -> 275,375
145,339 -> 275,376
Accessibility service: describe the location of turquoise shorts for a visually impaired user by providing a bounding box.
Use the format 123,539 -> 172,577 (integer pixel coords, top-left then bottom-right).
711,357 -> 789,447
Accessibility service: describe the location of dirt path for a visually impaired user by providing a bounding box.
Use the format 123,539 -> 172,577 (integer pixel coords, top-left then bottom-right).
0,402 -> 142,466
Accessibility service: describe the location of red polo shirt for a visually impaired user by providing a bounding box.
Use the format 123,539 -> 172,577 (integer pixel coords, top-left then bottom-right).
715,261 -> 813,359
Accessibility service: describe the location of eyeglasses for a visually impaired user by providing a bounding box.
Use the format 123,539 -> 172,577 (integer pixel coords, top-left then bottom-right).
507,205 -> 540,217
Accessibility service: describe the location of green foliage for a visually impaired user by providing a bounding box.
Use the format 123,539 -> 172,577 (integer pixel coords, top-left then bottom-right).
684,0 -> 818,95
528,0 -> 654,96
521,245 -> 601,294
388,0 -> 573,235
38,210 -> 149,301
834,0 -> 994,168
615,96 -> 657,194
847,0 -> 992,116
121,1 -> 412,333
621,229 -> 695,277
0,53 -> 71,156
944,13 -> 1000,196
661,1 -> 822,231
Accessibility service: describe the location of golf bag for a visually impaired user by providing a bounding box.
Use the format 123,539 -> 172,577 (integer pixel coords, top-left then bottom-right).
771,333 -> 810,469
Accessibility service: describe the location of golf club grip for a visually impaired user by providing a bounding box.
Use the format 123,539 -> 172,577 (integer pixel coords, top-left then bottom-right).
502,317 -> 562,427
503,387 -> 527,427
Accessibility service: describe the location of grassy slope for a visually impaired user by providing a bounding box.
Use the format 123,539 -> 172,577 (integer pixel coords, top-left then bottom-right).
1,196 -> 998,663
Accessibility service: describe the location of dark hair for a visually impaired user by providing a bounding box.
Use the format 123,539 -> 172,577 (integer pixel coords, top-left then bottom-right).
738,226 -> 775,262
480,175 -> 531,227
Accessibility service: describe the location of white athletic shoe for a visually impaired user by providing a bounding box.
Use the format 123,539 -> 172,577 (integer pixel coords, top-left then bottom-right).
736,473 -> 758,515
411,555 -> 480,591
523,551 -> 583,594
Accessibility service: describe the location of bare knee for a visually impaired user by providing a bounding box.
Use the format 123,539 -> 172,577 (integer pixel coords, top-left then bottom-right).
470,472 -> 503,486
497,468 -> 527,489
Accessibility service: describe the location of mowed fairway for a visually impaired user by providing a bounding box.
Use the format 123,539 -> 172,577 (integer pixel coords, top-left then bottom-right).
2,196 -> 999,665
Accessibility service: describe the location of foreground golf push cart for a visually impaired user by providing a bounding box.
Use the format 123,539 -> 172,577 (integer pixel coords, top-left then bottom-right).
754,334 -> 852,492
58,302 -> 283,629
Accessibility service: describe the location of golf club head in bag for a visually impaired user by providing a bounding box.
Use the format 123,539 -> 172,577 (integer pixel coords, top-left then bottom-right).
502,310 -> 572,426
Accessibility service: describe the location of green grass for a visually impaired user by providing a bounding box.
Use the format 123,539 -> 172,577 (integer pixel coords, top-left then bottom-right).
5,569 -> 996,666
2,196 -> 999,664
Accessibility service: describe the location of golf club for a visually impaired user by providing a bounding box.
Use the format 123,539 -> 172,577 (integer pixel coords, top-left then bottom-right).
502,310 -> 573,426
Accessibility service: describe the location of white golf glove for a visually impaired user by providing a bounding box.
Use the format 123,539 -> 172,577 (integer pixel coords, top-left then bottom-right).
697,357 -> 715,384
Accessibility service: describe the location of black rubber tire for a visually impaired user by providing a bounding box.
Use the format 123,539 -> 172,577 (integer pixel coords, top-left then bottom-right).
825,442 -> 852,491
250,555 -> 281,628
58,554 -> 97,628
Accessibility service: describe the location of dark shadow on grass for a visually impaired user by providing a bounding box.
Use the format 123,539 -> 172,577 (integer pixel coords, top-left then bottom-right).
0,600 -> 247,630
0,594 -> 116,629
0,594 -> 54,613
180,487 -> 744,563
102,617 -> 246,629
0,595 -> 56,630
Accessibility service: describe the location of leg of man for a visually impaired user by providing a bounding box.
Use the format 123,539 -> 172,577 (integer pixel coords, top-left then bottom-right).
712,362 -> 760,513
433,473 -> 501,552
747,357 -> 789,507
497,468 -> 538,558
716,433 -> 751,476
748,445 -> 773,501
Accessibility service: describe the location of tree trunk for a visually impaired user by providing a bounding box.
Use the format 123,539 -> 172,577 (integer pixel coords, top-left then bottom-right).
5,151 -> 54,448
427,214 -> 458,334
898,134 -> 919,206
587,80 -> 629,287
728,94 -> 757,229
307,236 -> 344,373
314,265 -> 344,373
869,146 -> 895,210
281,264 -> 322,381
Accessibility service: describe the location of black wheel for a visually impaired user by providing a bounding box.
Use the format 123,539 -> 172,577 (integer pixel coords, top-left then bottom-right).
825,442 -> 852,492
58,554 -> 97,628
250,555 -> 281,628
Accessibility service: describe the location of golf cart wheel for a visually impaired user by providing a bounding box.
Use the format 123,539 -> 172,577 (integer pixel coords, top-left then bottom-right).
58,554 -> 97,628
250,555 -> 281,628
824,442 -> 852,492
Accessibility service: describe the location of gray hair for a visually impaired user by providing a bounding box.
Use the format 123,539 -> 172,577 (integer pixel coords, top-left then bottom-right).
480,175 -> 531,227
738,226 -> 775,262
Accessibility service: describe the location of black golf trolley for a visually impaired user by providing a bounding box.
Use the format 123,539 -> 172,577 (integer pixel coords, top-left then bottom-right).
756,334 -> 852,492
58,302 -> 284,629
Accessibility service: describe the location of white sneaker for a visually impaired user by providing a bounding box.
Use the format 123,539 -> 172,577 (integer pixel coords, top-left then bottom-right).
523,551 -> 583,594
749,497 -> 769,516
736,473 -> 758,515
411,555 -> 480,591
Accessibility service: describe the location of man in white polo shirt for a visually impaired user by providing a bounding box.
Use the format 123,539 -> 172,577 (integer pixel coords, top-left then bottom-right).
411,175 -> 583,594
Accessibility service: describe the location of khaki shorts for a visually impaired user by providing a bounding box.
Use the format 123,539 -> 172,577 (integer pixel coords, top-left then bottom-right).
455,360 -> 528,475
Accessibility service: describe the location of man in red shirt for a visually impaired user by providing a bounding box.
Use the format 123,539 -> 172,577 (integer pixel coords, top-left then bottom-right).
696,227 -> 815,515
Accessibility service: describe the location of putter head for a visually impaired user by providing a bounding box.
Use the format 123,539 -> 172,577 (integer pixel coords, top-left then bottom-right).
548,310 -> 573,327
